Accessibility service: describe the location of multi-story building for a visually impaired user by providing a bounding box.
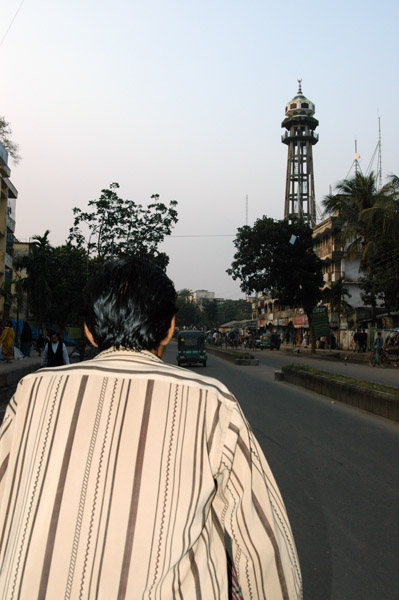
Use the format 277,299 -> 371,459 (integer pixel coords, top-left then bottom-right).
312,215 -> 375,347
189,290 -> 215,305
0,141 -> 18,319
9,240 -> 31,323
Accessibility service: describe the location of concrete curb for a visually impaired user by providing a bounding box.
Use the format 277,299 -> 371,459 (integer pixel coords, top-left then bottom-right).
276,368 -> 399,422
235,358 -> 259,366
280,345 -> 372,364
206,346 -> 258,366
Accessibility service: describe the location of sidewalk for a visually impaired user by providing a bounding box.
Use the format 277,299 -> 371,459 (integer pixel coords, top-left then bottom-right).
277,343 -> 371,364
0,350 -> 42,404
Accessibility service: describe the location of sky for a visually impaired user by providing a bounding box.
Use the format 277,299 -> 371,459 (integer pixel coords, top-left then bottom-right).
1,0 -> 398,299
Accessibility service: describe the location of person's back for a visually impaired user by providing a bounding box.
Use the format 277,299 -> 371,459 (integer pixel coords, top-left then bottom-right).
0,351 -> 300,598
0,257 -> 302,599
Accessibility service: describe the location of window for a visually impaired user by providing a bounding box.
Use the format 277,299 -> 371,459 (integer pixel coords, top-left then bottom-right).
301,102 -> 309,108
290,103 -> 297,109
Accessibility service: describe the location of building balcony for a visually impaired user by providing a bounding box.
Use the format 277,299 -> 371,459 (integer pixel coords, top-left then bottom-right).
316,247 -> 344,260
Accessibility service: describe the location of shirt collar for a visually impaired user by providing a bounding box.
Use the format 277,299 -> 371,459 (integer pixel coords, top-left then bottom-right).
96,347 -> 163,363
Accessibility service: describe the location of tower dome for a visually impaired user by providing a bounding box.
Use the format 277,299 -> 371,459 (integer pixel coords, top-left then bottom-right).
285,79 -> 315,117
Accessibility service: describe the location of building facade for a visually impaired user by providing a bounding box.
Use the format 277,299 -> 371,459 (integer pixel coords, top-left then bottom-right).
189,290 -> 215,304
0,142 -> 18,319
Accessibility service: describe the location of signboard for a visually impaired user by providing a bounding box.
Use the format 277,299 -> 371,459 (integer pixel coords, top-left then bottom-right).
311,306 -> 330,336
293,315 -> 308,328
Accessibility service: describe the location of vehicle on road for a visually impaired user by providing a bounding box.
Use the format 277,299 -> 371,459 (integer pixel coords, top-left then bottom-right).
260,332 -> 281,350
177,330 -> 207,367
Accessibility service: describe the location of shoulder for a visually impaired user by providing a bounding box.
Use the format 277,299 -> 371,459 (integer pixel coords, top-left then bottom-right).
33,353 -> 236,403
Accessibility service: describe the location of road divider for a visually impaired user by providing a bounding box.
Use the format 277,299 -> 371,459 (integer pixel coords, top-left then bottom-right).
206,346 -> 259,366
276,364 -> 399,422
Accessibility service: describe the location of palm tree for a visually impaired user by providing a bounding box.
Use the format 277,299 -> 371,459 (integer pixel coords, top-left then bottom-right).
17,230 -> 54,330
322,172 -> 394,268
323,172 -> 399,321
360,173 -> 399,242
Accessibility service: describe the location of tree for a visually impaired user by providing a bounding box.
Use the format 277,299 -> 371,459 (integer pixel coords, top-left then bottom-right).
217,299 -> 252,325
322,172 -> 394,267
47,244 -> 88,329
227,217 -> 323,347
17,230 -> 54,329
175,289 -> 203,330
358,173 -> 399,314
68,183 -> 178,269
322,278 -> 351,347
323,172 -> 399,315
17,235 -> 89,331
359,241 -> 399,314
0,116 -> 21,164
201,299 -> 219,330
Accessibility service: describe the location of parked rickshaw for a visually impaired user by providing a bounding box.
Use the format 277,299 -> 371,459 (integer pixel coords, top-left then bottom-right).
177,330 -> 207,367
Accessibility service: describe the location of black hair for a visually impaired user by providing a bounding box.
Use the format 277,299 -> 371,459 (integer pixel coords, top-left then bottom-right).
85,256 -> 177,352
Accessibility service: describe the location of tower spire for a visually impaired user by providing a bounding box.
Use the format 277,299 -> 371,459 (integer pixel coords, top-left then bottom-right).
297,78 -> 302,94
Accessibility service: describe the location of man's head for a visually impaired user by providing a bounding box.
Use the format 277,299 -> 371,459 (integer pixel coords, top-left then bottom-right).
85,256 -> 177,353
50,332 -> 59,344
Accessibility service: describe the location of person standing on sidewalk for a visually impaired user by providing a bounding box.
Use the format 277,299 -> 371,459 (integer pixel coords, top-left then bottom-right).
20,322 -> 33,357
0,321 -> 15,363
374,331 -> 384,363
41,330 -> 70,367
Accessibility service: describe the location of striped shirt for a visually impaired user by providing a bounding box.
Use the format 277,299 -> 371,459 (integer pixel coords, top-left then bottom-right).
0,348 -> 302,599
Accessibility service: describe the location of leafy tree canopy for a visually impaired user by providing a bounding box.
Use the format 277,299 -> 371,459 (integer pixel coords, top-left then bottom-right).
68,183 -> 178,269
359,240 -> 399,313
17,230 -> 53,328
227,217 -> 323,319
0,116 -> 21,164
217,299 -> 252,325
323,171 -> 399,312
175,289 -> 203,330
201,299 -> 218,330
17,232 -> 88,329
322,172 -> 398,267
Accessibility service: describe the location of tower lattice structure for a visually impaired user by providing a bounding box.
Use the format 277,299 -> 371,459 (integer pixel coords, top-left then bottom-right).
282,80 -> 318,226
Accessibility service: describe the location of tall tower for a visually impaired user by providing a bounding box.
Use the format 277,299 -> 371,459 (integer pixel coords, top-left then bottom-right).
282,80 -> 318,226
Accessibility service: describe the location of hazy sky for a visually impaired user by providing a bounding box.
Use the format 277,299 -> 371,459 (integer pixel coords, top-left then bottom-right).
1,0 -> 398,298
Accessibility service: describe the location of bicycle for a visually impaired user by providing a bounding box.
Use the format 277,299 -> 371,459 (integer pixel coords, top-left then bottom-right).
369,349 -> 390,368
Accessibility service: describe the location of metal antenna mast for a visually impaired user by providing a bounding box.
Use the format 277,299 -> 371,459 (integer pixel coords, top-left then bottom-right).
246,195 -> 248,226
354,139 -> 360,175
377,116 -> 382,190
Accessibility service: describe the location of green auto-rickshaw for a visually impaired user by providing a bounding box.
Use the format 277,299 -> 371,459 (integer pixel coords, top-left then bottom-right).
260,332 -> 281,350
177,330 -> 207,367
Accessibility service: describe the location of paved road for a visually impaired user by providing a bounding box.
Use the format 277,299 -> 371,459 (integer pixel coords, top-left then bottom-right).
164,342 -> 399,600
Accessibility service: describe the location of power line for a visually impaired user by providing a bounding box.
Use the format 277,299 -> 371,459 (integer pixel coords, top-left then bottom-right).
0,0 -> 26,48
